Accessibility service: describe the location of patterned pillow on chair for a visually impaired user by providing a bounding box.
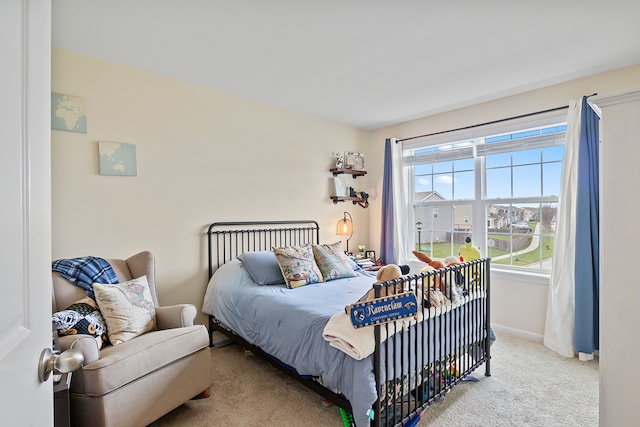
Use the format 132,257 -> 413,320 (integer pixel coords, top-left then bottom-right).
53,297 -> 109,348
94,275 -> 157,346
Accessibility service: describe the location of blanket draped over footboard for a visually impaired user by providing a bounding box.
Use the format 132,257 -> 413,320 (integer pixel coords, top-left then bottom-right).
323,289 -> 485,361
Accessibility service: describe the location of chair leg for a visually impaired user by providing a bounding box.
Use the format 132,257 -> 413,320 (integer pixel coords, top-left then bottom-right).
191,388 -> 211,400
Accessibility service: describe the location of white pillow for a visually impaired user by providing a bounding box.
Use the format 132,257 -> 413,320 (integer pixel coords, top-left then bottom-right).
93,275 -> 156,345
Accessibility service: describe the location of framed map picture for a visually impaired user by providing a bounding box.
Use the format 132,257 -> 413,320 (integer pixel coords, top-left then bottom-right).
99,141 -> 137,176
344,152 -> 364,171
51,93 -> 87,133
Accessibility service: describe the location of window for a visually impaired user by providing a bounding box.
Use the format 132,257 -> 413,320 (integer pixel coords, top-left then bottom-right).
405,120 -> 566,272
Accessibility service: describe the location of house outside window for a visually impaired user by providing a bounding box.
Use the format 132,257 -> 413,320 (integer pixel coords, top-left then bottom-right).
406,120 -> 566,272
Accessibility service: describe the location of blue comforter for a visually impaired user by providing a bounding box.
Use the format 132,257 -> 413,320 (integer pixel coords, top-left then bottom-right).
202,260 -> 379,427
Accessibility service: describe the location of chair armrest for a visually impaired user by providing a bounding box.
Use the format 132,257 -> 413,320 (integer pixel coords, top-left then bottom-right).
57,334 -> 100,365
155,304 -> 197,329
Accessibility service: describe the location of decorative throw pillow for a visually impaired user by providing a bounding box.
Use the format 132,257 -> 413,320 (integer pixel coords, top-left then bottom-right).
238,251 -> 285,285
93,275 -> 156,345
345,255 -> 359,271
52,297 -> 109,348
312,242 -> 357,281
273,244 -> 323,289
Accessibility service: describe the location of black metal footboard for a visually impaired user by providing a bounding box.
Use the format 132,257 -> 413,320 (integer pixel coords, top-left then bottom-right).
371,258 -> 491,427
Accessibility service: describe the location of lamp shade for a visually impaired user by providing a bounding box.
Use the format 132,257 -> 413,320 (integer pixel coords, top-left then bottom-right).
336,218 -> 353,235
336,212 -> 353,253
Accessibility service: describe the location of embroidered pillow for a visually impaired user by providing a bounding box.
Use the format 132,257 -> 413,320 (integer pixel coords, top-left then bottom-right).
273,244 -> 323,289
312,242 -> 357,281
93,275 -> 156,345
238,251 -> 285,285
52,297 -> 109,348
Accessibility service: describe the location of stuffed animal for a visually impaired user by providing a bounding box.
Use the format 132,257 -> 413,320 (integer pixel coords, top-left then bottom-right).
345,264 -> 405,312
415,264 -> 451,307
412,251 -> 446,292
444,255 -> 461,266
412,251 -> 445,270
376,264 -> 403,282
367,264 -> 405,299
458,237 -> 483,290
458,237 -> 481,262
426,287 -> 451,308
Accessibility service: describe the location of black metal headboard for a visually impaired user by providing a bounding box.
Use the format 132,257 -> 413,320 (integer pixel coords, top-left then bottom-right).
207,220 -> 320,279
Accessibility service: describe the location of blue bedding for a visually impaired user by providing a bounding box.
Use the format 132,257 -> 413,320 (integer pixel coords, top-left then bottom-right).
202,260 -> 486,427
202,259 -> 379,427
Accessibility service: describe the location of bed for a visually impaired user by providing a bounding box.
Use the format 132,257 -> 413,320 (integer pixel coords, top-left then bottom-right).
202,220 -> 491,427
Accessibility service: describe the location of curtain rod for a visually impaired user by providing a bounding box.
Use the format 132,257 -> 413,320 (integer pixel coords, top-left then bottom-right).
397,104 -> 571,143
397,93 -> 598,143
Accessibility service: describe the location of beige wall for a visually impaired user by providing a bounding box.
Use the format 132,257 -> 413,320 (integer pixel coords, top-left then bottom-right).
365,64 -> 640,338
52,47 -> 640,337
51,48 -> 370,323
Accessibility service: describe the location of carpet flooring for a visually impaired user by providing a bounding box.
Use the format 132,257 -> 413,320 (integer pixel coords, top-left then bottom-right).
149,331 -> 598,426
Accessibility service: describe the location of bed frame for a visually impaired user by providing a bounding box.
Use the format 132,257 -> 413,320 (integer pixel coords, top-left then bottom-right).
206,220 -> 491,427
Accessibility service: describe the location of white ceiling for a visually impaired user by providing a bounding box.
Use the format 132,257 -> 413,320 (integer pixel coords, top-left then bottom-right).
52,1 -> 640,130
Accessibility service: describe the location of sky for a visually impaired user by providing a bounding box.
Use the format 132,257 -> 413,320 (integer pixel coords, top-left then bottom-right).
413,124 -> 566,201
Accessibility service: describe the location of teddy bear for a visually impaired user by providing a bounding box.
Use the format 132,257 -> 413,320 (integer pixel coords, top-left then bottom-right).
345,264 -> 405,313
375,264 -> 403,282
368,264 -> 405,299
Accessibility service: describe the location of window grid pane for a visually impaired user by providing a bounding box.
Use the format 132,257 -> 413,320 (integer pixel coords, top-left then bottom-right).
410,121 -> 565,272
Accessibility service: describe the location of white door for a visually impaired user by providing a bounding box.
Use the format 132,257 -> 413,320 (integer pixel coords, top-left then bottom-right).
0,1 -> 53,426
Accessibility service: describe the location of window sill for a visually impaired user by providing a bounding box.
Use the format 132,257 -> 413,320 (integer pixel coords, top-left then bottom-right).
490,266 -> 550,285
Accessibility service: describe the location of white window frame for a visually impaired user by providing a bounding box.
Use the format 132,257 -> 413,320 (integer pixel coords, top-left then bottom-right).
403,114 -> 567,275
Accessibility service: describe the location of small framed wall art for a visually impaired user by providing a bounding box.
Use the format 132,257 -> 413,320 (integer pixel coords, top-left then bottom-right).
51,93 -> 87,133
344,152 -> 364,171
99,141 -> 137,176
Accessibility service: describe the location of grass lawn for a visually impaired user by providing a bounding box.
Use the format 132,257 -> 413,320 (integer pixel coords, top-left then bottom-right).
416,234 -> 555,267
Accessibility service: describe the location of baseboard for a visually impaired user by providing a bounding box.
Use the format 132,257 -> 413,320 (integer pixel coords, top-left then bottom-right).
492,324 -> 544,343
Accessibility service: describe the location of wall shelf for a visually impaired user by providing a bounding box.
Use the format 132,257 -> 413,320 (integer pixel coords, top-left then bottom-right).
330,168 -> 367,178
330,167 -> 368,208
331,196 -> 368,206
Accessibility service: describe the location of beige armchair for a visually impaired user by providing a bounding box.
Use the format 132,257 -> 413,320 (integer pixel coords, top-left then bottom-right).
52,251 -> 212,427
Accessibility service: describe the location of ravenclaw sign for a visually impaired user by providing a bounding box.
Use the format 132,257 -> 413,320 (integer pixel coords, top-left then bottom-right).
349,292 -> 418,328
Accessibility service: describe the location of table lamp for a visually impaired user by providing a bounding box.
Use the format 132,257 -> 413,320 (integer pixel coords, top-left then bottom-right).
336,211 -> 353,253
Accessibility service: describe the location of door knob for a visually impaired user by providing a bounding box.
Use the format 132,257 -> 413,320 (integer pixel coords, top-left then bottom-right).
38,348 -> 84,382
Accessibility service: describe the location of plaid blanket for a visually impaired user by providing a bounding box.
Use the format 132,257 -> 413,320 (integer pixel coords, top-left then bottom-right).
52,256 -> 119,299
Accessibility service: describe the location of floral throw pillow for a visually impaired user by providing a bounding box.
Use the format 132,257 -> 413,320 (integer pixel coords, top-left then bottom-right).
312,242 -> 357,281
273,244 -> 323,289
93,275 -> 156,345
53,297 -> 109,348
